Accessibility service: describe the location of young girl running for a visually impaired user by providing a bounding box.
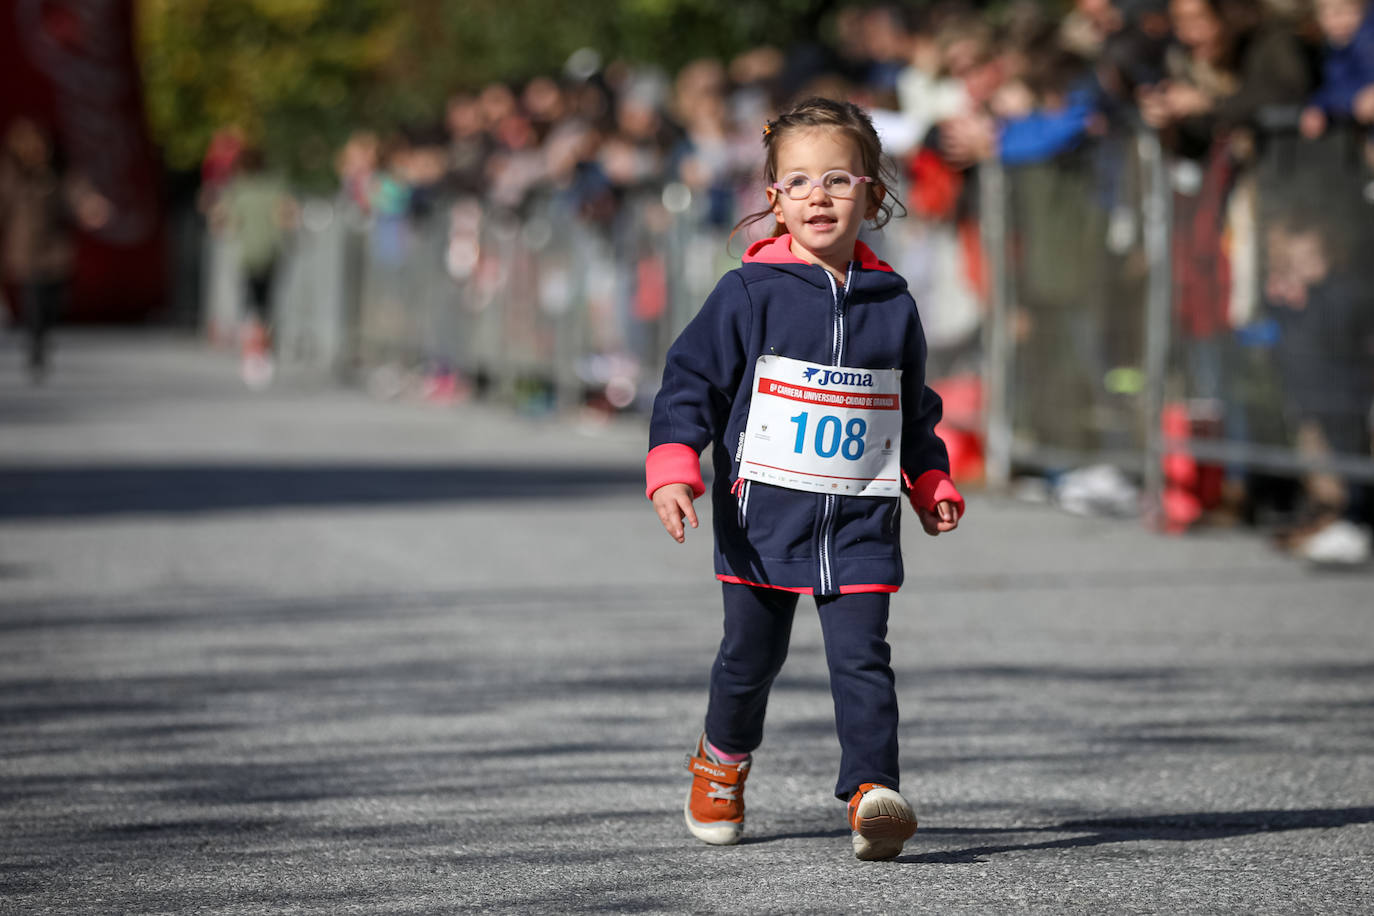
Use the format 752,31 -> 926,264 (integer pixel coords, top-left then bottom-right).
646,97 -> 963,861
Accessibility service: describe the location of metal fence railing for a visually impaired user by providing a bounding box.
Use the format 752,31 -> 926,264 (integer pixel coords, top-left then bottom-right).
976,126 -> 1169,503
973,119 -> 1373,529
204,119 -> 1374,532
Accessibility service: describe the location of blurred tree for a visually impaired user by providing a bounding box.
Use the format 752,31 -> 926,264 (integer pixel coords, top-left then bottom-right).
139,0 -> 404,186
138,0 -> 831,186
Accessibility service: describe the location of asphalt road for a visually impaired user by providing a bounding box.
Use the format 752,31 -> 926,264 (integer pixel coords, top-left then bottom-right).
2,332 -> 1371,914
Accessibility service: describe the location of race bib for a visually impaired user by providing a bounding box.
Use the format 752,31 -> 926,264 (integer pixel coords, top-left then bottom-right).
738,356 -> 902,497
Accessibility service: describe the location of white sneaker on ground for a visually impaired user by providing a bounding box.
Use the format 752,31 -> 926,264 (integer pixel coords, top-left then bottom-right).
1300,519 -> 1372,567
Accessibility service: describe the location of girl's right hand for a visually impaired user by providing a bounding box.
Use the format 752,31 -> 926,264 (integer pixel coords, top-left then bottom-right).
652,483 -> 698,543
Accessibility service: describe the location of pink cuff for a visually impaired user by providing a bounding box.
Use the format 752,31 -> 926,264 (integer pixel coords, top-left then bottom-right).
646,443 -> 706,500
904,468 -> 966,517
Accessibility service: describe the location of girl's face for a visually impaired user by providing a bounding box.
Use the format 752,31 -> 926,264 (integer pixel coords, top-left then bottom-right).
766,128 -> 882,276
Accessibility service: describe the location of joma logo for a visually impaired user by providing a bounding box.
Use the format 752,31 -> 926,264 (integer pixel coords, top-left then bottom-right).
802,367 -> 873,387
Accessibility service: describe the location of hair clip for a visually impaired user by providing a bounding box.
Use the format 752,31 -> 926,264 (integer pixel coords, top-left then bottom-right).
762,122 -> 773,137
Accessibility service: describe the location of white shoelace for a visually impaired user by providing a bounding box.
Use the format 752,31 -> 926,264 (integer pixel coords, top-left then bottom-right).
707,781 -> 738,802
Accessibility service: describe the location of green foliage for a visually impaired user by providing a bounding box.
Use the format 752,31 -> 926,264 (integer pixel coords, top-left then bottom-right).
139,0 -> 403,185
138,0 -> 837,186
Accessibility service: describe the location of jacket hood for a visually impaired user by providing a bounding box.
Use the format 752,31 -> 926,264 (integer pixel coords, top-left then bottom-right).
743,234 -> 895,273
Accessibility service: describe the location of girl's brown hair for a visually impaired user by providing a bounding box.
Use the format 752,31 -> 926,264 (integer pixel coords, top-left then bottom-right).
732,96 -> 904,241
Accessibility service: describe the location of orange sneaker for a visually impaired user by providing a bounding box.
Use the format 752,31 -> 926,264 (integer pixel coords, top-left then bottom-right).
847,783 -> 917,860
683,734 -> 751,845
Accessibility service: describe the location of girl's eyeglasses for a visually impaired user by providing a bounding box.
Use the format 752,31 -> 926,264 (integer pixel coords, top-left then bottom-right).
772,169 -> 873,200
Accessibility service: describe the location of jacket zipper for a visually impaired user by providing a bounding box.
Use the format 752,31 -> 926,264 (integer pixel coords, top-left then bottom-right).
818,264 -> 854,595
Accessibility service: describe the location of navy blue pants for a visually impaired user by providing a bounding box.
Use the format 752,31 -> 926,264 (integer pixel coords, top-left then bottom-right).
704,582 -> 899,800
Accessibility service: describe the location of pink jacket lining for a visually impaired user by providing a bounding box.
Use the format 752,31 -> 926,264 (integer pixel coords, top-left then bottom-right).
742,234 -> 894,272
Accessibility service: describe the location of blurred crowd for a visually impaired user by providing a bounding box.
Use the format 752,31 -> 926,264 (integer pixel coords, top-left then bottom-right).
274,0 -> 1374,224
189,0 -> 1374,561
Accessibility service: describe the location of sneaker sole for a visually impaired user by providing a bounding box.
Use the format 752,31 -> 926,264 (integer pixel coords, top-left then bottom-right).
851,792 -> 917,861
684,796 -> 743,846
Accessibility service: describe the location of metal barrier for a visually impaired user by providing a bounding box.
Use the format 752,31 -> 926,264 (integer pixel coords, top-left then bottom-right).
1152,119 -> 1374,525
206,121 -> 1373,532
243,184 -> 738,413
975,119 -> 1373,527
979,128 -> 1158,481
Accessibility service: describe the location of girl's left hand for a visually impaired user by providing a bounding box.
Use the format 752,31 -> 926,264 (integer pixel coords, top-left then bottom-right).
917,499 -> 960,536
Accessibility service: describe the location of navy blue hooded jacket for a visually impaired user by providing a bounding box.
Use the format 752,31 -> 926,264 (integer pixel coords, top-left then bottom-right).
646,234 -> 963,596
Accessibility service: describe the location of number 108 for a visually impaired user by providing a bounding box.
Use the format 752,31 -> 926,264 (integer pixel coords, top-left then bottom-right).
790,412 -> 866,460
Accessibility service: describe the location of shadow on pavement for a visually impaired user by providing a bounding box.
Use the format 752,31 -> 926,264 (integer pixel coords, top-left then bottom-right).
0,462 -> 643,518
750,806 -> 1374,857
899,807 -> 1374,864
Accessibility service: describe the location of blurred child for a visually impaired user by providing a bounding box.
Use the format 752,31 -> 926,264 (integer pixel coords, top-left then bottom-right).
646,97 -> 962,860
1300,0 -> 1374,138
1264,213 -> 1374,564
335,130 -> 379,216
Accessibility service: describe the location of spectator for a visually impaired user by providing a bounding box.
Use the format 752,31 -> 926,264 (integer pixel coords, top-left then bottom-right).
886,13 -> 1003,380
893,8 -> 977,154
335,130 -> 379,217
0,118 -> 108,381
1140,0 -> 1307,412
402,125 -> 451,221
599,70 -> 677,194
215,146 -> 296,388
907,12 -> 1008,165
1139,0 -> 1310,157
198,125 -> 244,213
522,76 -> 569,145
988,40 -> 1103,166
484,94 -> 544,212
1097,0 -> 1173,103
1300,0 -> 1374,137
855,4 -> 920,100
369,134 -> 414,261
1062,0 -> 1127,59
670,58 -> 741,227
1264,211 -> 1374,564
443,94 -> 492,199
936,22 -> 1105,169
